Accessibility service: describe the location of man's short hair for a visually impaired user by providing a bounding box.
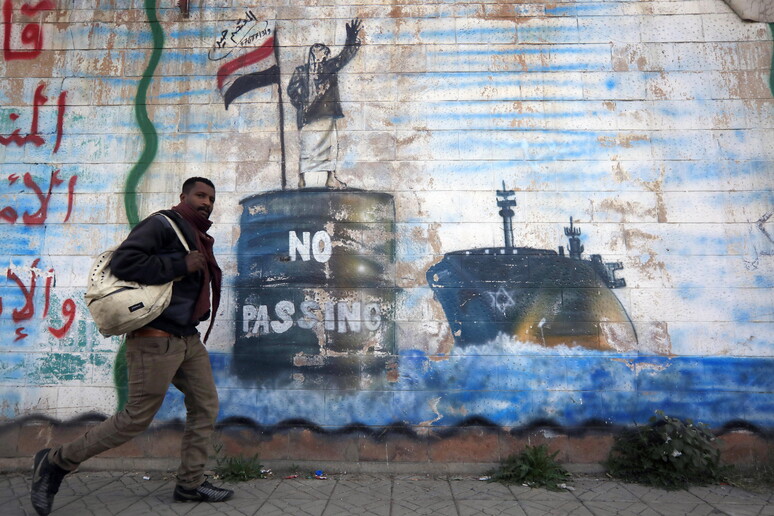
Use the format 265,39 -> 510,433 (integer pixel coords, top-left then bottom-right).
182,177 -> 215,194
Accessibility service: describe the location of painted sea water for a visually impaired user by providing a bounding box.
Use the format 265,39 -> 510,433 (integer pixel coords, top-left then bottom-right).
155,335 -> 774,430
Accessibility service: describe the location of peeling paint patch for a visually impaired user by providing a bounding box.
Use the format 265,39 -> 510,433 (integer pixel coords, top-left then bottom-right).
597,134 -> 649,149
32,353 -> 88,383
419,396 -> 444,427
597,198 -> 655,223
612,358 -> 670,375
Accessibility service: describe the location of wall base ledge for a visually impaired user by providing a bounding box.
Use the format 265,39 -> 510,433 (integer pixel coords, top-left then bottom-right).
1,420 -> 769,472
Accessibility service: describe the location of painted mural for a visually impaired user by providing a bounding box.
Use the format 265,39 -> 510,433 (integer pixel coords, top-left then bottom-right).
0,0 -> 772,449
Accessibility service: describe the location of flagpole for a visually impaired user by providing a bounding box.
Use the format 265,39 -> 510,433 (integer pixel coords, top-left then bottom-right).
274,29 -> 287,190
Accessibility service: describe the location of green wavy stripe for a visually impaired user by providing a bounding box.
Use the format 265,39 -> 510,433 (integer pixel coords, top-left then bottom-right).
113,339 -> 128,411
124,0 -> 164,228
116,0 -> 164,411
770,24 -> 774,97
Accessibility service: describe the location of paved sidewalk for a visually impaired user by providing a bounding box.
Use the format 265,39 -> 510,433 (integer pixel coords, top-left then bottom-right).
2,471 -> 772,515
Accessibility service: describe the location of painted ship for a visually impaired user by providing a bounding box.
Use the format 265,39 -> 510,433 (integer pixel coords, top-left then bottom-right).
427,184 -> 638,350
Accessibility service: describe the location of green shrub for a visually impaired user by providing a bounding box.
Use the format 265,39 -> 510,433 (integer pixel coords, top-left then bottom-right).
214,453 -> 266,482
213,442 -> 268,482
605,410 -> 730,490
488,444 -> 570,490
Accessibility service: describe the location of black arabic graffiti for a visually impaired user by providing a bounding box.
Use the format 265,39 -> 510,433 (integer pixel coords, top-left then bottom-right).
208,11 -> 263,61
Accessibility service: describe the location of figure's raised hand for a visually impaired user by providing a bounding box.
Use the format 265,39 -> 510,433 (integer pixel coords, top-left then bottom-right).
345,18 -> 362,44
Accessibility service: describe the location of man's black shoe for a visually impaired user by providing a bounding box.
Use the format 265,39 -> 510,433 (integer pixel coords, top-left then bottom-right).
173,480 -> 234,502
30,448 -> 68,516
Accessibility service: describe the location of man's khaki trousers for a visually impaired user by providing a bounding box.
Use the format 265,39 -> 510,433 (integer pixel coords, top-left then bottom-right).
50,333 -> 219,489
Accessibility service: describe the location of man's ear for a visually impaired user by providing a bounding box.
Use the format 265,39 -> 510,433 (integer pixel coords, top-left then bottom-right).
179,193 -> 185,202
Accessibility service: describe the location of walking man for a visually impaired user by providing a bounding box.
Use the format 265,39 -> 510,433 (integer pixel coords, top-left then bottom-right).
30,177 -> 233,515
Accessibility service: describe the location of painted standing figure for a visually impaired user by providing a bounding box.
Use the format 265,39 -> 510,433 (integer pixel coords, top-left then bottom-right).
287,18 -> 361,189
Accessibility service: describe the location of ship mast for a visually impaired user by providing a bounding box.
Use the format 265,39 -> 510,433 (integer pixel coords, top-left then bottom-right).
564,216 -> 584,259
496,181 -> 516,248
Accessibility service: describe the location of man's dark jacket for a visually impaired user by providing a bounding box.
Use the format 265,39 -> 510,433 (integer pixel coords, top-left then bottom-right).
109,210 -> 205,337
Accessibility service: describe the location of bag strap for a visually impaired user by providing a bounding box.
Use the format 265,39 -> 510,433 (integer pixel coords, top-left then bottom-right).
156,213 -> 191,252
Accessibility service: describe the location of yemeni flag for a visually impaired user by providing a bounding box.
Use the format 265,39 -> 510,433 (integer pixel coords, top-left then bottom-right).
211,18 -> 280,110
210,15 -> 288,189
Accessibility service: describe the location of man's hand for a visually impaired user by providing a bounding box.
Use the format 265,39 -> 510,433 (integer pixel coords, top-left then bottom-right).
185,251 -> 207,274
345,18 -> 361,45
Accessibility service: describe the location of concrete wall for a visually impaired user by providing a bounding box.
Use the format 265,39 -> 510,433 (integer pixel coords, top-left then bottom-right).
0,0 -> 772,465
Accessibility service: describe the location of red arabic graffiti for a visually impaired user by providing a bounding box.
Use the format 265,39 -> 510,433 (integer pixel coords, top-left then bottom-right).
2,0 -> 54,61
0,170 -> 77,225
48,298 -> 75,338
0,2 -> 75,342
4,258 -> 75,341
8,257 -> 38,323
54,89 -> 65,152
0,82 -> 66,150
2,0 -> 67,152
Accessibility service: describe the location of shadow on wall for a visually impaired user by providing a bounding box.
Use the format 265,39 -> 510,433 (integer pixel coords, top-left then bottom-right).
2,413 -> 770,468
